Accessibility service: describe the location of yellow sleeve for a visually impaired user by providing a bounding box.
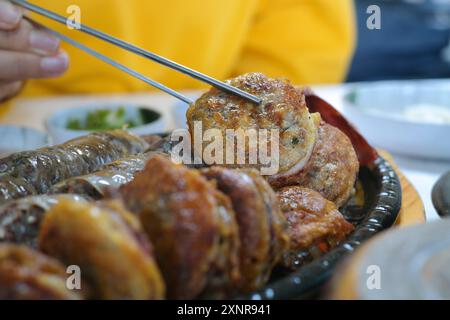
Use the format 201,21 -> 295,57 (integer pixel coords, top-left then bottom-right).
233,0 -> 356,84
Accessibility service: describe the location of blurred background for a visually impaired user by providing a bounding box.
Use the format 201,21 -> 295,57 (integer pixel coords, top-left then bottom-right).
349,0 -> 450,81
343,0 -> 450,222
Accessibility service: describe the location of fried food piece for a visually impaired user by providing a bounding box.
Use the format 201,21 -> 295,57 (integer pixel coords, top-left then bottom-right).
201,167 -> 270,291
201,167 -> 289,292
187,72 -> 319,174
203,190 -> 240,298
39,199 -> 165,300
277,186 -> 354,268
0,195 -> 86,249
269,122 -> 359,208
243,170 -> 290,273
121,155 -> 240,299
0,244 -> 82,300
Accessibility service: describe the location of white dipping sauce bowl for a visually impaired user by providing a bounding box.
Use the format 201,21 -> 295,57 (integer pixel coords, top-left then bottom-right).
343,80 -> 450,160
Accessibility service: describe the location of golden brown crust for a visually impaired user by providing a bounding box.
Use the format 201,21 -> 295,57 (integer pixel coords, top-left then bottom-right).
277,186 -> 354,268
201,167 -> 270,292
39,199 -> 165,300
0,244 -> 82,300
187,73 -> 318,173
269,122 -> 359,207
202,189 -> 241,298
243,170 -> 290,274
121,155 -> 236,299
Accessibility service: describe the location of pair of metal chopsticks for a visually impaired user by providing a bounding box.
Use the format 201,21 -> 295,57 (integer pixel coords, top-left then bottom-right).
10,0 -> 262,105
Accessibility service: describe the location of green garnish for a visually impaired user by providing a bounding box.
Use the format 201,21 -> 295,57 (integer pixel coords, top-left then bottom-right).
67,107 -> 144,131
291,137 -> 300,145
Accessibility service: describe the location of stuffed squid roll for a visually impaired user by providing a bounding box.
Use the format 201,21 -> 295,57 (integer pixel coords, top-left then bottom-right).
50,152 -> 165,199
0,131 -> 149,202
0,177 -> 38,205
0,194 -> 86,248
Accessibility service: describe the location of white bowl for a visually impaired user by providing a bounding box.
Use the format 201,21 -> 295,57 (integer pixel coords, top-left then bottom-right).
46,104 -> 165,145
343,80 -> 450,160
0,125 -> 48,157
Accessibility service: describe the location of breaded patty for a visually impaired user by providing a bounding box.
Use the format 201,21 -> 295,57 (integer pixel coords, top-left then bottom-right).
121,155 -> 240,299
39,199 -> 165,300
205,189 -> 240,298
0,244 -> 82,300
242,169 -> 289,275
187,73 -> 319,174
269,122 -> 359,207
201,167 -> 288,292
277,186 -> 354,268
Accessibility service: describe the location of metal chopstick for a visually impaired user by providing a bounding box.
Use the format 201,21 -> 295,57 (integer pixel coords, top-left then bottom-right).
25,17 -> 194,104
11,0 -> 262,105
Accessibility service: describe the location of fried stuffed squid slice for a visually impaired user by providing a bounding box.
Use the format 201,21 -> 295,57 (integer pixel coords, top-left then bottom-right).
0,131 -> 149,202
39,198 -> 165,300
202,189 -> 240,299
187,72 -> 319,175
121,155 -> 240,299
277,186 -> 354,269
0,244 -> 82,300
201,167 -> 289,292
50,152 -> 165,199
187,73 -> 363,208
269,122 -> 359,208
243,170 -> 290,275
0,194 -> 86,249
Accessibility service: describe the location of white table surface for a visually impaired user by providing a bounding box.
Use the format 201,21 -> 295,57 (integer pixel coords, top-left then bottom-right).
2,86 -> 448,221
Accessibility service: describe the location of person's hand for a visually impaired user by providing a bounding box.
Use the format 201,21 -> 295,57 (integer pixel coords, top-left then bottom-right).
0,0 -> 69,102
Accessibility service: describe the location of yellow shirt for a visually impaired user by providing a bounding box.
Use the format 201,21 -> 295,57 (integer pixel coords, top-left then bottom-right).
22,0 -> 355,96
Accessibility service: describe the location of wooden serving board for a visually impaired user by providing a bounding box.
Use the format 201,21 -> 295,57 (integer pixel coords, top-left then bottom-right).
327,152 -> 426,299
379,151 -> 426,226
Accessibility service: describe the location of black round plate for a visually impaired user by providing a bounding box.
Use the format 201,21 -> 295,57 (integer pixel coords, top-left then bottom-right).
240,156 -> 402,300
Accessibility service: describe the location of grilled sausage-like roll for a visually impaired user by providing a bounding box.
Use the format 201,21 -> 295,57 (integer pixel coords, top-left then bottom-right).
0,177 -> 38,205
50,152 -> 165,199
0,244 -> 82,300
39,198 -> 165,300
0,131 -> 149,204
277,186 -> 354,268
0,194 -> 86,248
121,155 -> 240,299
